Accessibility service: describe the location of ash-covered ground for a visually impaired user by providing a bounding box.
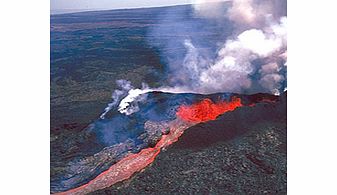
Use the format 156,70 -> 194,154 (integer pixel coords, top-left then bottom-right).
92,93 -> 286,195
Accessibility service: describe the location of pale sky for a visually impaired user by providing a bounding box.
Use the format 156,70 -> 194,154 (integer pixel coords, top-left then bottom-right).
51,0 -> 193,12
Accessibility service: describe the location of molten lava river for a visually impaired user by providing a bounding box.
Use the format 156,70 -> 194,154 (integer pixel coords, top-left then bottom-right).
55,97 -> 251,195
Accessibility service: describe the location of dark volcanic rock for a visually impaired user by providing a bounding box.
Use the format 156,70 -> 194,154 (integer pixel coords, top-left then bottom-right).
91,93 -> 287,195
51,91 -> 283,193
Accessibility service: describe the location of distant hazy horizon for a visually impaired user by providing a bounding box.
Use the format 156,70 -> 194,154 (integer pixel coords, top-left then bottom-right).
51,0 -> 194,15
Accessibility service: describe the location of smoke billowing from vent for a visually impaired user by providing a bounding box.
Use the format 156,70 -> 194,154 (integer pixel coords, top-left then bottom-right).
195,17 -> 287,95
103,0 -> 287,116
181,0 -> 287,95
100,80 -> 152,118
118,85 -> 152,115
100,80 -> 132,119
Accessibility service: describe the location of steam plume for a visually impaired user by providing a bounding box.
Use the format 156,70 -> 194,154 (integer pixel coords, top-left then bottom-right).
100,80 -> 133,119
118,84 -> 153,115
104,0 -> 287,116
186,0 -> 287,95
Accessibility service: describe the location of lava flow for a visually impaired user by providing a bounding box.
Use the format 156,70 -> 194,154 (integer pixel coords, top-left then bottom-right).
54,97 -> 246,195
54,119 -> 193,195
176,97 -> 243,123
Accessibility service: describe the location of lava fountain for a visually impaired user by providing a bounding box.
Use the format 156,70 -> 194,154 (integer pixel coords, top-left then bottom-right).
176,97 -> 242,123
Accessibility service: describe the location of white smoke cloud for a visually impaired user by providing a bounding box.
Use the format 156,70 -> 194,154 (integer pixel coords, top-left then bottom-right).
100,80 -> 133,119
193,0 -> 273,27
118,83 -> 153,115
193,0 -> 229,18
105,0 -> 287,115
164,16 -> 287,94
259,74 -> 284,95
177,0 -> 288,95
260,62 -> 280,75
227,0 -> 257,25
231,28 -> 283,57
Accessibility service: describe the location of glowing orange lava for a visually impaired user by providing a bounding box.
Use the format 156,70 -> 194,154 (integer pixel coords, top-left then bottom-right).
54,119 -> 193,195
176,97 -> 243,123
54,96 -> 247,195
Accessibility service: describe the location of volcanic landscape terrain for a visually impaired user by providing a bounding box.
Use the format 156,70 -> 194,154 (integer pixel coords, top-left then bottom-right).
93,92 -> 286,195
51,2 -> 287,195
51,5 -> 236,192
